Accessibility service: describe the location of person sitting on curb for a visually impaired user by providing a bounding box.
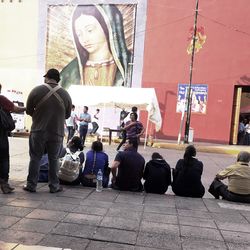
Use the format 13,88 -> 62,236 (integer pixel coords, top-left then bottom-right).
143,152 -> 171,194
172,145 -> 205,198
208,151 -> 250,203
111,138 -> 145,192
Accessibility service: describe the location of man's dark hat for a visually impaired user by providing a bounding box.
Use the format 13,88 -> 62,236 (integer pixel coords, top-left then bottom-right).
43,68 -> 60,82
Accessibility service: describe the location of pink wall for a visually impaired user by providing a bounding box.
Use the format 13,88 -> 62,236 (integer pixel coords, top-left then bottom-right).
142,0 -> 250,143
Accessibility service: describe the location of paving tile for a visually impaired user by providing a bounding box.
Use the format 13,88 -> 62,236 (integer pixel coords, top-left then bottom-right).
180,225 -> 224,241
136,231 -> 181,250
39,234 -> 89,250
7,199 -> 43,208
177,209 -> 211,219
63,213 -> 102,226
39,201 -> 77,212
86,240 -> 134,250
88,190 -> 119,202
221,230 -> 250,244
181,238 -> 227,250
142,212 -> 178,224
140,221 -> 179,236
26,209 -> 67,221
227,242 -> 250,250
115,193 -> 144,204
52,196 -> 82,205
210,211 -> 249,224
0,215 -> 21,228
144,205 -> 177,215
14,245 -> 61,250
72,205 -> 108,216
179,216 -> 217,228
101,216 -> 140,231
10,218 -> 57,234
175,197 -> 208,211
0,197 -> 16,205
106,208 -> 142,221
80,199 -> 113,208
216,221 -> 250,233
93,227 -> 137,245
111,202 -> 144,212
52,222 -> 96,238
135,247 -> 163,250
144,195 -> 176,208
0,229 -> 45,245
0,205 -> 33,217
0,240 -> 18,250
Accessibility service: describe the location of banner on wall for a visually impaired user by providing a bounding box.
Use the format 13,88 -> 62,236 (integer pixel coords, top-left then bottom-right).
46,4 -> 136,89
176,84 -> 208,114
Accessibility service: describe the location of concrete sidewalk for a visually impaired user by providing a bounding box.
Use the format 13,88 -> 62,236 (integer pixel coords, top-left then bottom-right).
0,184 -> 250,250
1,137 -> 249,249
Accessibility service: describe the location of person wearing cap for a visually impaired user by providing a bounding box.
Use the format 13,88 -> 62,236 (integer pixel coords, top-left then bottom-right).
24,68 -> 72,193
0,83 -> 26,194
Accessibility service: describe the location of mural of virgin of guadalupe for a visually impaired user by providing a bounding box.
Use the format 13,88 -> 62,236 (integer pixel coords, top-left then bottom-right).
60,4 -> 133,88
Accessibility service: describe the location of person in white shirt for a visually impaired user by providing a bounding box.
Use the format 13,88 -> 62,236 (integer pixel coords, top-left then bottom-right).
90,109 -> 100,135
65,105 -> 77,143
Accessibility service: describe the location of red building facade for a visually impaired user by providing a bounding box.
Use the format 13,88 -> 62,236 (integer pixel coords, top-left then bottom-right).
141,0 -> 250,144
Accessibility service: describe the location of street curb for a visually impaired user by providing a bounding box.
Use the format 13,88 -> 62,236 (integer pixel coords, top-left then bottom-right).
152,143 -> 247,155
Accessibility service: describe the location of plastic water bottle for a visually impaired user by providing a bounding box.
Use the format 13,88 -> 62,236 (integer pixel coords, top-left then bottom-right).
96,169 -> 103,192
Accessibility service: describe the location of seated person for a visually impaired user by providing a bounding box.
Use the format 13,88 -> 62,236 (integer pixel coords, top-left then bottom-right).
172,145 -> 205,198
208,151 -> 250,203
59,136 -> 84,185
143,152 -> 171,194
80,141 -> 110,188
111,138 -> 145,192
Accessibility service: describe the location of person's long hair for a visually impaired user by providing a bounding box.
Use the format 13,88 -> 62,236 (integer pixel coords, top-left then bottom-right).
72,5 -> 110,67
183,145 -> 196,169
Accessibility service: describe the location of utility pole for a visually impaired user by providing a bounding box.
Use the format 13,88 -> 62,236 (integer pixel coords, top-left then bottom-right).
184,0 -> 199,144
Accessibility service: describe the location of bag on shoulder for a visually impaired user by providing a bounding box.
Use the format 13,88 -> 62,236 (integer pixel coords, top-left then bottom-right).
58,148 -> 80,182
80,152 -> 97,187
0,108 -> 15,131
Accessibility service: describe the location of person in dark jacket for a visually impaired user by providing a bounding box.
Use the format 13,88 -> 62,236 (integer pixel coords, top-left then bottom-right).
143,152 -> 171,194
172,145 -> 205,198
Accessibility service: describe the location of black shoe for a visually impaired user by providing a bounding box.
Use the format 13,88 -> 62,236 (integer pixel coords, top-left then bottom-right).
50,186 -> 63,193
23,185 -> 36,193
208,185 -> 219,199
1,183 -> 13,194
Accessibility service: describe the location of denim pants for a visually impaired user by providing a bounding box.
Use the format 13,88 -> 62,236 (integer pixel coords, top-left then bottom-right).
27,131 -> 63,191
0,130 -> 10,182
91,122 -> 99,134
79,125 -> 88,146
67,126 -> 75,143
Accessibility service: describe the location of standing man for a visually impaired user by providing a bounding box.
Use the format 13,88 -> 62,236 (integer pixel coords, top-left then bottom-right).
90,108 -> 100,135
78,106 -> 91,146
0,84 -> 26,194
24,68 -> 72,193
65,104 -> 77,142
111,138 -> 145,192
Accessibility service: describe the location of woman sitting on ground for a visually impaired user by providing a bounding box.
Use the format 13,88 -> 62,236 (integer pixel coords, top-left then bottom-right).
80,141 -> 110,188
59,136 -> 84,185
208,151 -> 250,203
143,152 -> 171,194
172,145 -> 205,198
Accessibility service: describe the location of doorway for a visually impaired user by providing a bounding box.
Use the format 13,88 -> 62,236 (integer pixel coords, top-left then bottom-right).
230,86 -> 250,144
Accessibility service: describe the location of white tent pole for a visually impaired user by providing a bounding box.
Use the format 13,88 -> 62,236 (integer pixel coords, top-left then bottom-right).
144,112 -> 150,149
100,103 -> 106,142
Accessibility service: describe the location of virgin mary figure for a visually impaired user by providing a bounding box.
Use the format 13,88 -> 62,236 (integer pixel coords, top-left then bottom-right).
60,4 -> 133,88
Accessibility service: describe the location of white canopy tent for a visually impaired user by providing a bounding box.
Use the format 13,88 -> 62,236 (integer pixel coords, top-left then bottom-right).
68,85 -> 162,148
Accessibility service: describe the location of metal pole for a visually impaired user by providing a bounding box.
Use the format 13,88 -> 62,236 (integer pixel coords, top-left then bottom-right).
184,0 -> 199,144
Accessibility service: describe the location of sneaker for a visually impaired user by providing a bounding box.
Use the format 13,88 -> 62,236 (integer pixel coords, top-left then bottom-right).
1,183 -> 13,194
23,185 -> 36,193
50,186 -> 63,193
